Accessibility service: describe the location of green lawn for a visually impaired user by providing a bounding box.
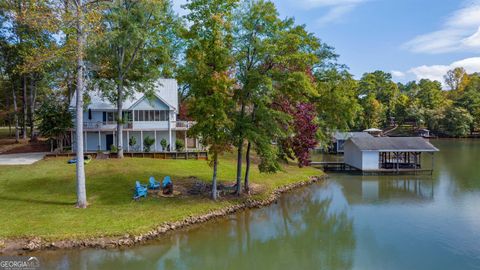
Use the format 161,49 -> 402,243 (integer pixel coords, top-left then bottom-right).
0,127 -> 12,139
0,154 -> 321,240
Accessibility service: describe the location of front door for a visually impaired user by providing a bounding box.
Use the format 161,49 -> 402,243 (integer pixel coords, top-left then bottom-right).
106,134 -> 113,151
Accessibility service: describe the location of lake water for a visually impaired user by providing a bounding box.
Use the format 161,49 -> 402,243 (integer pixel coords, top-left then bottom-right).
38,140 -> 480,270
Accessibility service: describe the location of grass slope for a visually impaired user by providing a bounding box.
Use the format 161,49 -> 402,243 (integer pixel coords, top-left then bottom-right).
0,154 -> 321,240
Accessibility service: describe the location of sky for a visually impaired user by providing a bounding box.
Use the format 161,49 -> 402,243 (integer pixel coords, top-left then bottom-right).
172,0 -> 480,84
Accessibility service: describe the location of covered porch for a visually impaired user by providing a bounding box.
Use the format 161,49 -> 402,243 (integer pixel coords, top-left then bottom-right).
378,151 -> 425,170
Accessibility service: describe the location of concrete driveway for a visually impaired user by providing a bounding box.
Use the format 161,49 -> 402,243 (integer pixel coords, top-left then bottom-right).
0,152 -> 47,165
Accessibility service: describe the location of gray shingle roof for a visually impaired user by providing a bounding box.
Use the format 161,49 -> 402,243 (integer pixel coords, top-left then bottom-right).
334,131 -> 373,140
69,78 -> 178,111
348,137 -> 439,152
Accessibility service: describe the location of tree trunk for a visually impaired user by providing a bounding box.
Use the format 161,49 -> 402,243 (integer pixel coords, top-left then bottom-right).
235,141 -> 243,195
6,83 -> 11,136
116,78 -> 124,158
244,141 -> 252,193
11,81 -> 19,143
212,154 -> 218,200
22,75 -> 27,140
235,102 -> 246,196
75,0 -> 87,208
29,76 -> 36,140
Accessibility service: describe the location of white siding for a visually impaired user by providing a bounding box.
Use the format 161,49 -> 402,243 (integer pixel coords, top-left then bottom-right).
84,110 -> 104,123
344,140 -> 363,169
131,97 -> 170,110
123,131 -> 176,152
155,79 -> 178,111
133,121 -> 169,130
362,151 -> 380,170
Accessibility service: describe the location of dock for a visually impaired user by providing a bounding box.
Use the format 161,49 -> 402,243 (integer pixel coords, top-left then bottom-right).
310,161 -> 433,175
310,162 -> 359,172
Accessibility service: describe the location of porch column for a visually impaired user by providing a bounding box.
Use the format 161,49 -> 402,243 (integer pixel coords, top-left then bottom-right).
127,130 -> 130,152
154,130 -> 157,152
98,131 -> 101,151
431,152 -> 435,173
396,152 -> 400,172
113,130 -> 116,146
168,117 -> 172,151
184,131 -> 187,152
140,130 -> 144,152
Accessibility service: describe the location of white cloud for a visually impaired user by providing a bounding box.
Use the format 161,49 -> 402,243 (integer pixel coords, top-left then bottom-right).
289,0 -> 368,25
404,1 -> 480,53
315,4 -> 357,25
407,57 -> 480,83
391,70 -> 405,78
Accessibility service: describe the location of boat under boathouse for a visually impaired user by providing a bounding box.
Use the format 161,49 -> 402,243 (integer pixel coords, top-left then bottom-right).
343,137 -> 439,174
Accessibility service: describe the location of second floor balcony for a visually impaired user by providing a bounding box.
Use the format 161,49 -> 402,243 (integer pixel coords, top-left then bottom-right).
80,120 -> 195,130
83,121 -> 132,130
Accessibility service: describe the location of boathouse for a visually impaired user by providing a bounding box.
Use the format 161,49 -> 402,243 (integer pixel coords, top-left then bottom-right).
343,137 -> 439,172
332,132 -> 373,153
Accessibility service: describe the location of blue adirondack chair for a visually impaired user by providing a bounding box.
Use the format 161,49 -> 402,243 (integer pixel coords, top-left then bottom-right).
149,176 -> 161,190
162,176 -> 172,189
134,181 -> 148,200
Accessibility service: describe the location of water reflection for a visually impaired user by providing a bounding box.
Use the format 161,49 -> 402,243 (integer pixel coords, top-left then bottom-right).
40,182 -> 355,270
38,140 -> 480,270
338,176 -> 434,204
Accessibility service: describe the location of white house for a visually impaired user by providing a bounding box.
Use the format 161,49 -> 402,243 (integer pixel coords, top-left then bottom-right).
70,79 -> 199,152
344,137 -> 439,171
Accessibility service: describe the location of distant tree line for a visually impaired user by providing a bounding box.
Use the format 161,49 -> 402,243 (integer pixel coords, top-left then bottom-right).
351,68 -> 479,137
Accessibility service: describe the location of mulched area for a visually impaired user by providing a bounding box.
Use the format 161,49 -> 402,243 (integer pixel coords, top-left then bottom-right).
144,176 -> 266,200
0,137 -> 49,154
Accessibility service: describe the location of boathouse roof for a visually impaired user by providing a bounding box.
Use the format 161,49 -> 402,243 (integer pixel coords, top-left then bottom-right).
333,131 -> 373,141
349,137 -> 439,152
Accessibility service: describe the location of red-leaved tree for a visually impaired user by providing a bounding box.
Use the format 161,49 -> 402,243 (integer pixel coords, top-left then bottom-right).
275,99 -> 318,167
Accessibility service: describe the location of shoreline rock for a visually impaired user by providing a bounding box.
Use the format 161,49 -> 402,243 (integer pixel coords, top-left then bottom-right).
0,175 -> 326,254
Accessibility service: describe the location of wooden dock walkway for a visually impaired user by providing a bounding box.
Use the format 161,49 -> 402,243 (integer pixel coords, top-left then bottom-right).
310,161 -> 433,175
310,162 -> 359,172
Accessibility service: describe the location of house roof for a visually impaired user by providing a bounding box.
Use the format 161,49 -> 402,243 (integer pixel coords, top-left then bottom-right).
334,131 -> 373,141
363,128 -> 383,132
69,79 -> 178,111
348,137 -> 439,152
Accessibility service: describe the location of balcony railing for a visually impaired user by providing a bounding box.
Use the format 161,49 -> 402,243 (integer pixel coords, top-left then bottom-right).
173,121 -> 195,129
83,121 -> 132,129
81,121 -> 193,130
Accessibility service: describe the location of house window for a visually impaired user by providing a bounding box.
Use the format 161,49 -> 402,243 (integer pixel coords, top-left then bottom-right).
160,111 -> 169,121
150,111 -> 154,121
131,110 -> 169,121
107,112 -> 114,122
143,111 -> 150,121
122,111 -> 132,122
88,109 -> 92,120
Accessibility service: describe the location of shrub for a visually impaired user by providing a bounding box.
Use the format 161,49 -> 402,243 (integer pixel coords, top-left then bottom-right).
110,144 -> 118,153
175,139 -> 184,151
129,136 -> 137,149
160,138 -> 167,151
144,136 -> 155,152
